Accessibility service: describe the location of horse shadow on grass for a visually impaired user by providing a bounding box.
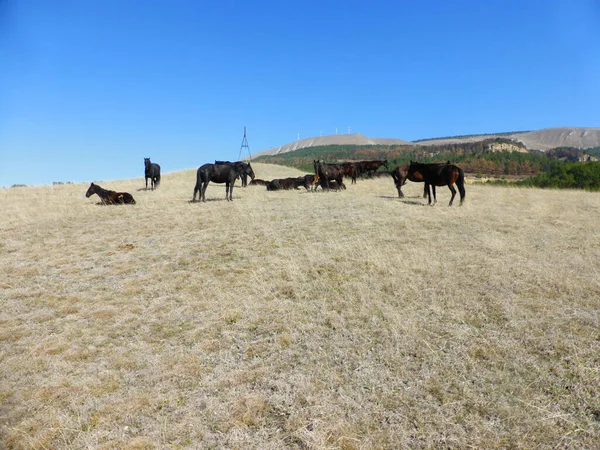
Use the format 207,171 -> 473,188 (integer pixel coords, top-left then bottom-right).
378,195 -> 427,206
188,197 -> 241,204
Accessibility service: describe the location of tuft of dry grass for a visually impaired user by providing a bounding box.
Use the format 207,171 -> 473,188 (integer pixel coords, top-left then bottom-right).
1,164 -> 599,449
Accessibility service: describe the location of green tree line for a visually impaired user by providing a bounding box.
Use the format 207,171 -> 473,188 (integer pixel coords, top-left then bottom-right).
254,140 -> 600,190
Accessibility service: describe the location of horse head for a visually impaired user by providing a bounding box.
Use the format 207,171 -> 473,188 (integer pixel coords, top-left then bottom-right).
244,162 -> 256,180
85,182 -> 96,198
144,158 -> 151,169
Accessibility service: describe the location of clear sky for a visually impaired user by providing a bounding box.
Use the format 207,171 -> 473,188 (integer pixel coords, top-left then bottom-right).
1,0 -> 599,187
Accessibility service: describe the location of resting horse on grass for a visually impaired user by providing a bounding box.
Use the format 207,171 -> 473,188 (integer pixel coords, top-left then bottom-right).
144,158 -> 161,190
85,183 -> 136,205
193,161 -> 255,202
407,161 -> 466,206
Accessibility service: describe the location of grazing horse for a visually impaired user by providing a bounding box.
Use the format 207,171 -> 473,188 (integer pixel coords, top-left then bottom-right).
357,160 -> 388,178
407,161 -> 466,206
85,182 -> 136,205
391,161 -> 451,199
313,160 -> 346,190
144,158 -> 161,190
193,161 -> 255,202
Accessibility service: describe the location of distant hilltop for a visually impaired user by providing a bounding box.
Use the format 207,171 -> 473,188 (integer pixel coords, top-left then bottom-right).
254,134 -> 412,157
254,127 -> 600,157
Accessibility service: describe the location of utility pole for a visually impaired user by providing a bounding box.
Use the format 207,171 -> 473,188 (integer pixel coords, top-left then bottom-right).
238,126 -> 252,161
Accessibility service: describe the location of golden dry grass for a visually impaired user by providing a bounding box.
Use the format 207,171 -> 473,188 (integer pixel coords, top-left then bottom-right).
1,163 -> 599,449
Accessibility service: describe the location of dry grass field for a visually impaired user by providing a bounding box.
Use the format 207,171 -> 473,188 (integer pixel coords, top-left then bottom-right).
1,163 -> 599,449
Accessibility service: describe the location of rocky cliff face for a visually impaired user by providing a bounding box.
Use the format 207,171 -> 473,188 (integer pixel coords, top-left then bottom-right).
484,141 -> 528,153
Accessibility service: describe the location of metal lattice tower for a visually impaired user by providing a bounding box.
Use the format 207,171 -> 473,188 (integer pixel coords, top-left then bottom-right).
238,126 -> 252,161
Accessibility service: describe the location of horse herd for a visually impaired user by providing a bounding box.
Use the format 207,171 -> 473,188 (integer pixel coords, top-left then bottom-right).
85,157 -> 466,206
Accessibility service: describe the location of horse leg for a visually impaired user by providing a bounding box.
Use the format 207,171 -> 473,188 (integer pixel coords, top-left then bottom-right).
229,178 -> 236,200
426,183 -> 433,205
193,182 -> 201,201
448,184 -> 457,206
145,177 -> 148,190
201,181 -> 209,202
396,183 -> 404,198
432,185 -> 437,204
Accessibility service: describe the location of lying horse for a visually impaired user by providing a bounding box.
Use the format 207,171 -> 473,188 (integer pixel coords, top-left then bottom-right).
249,178 -> 269,186
407,161 -> 466,206
193,161 -> 255,202
267,176 -> 315,191
144,158 -> 161,190
85,182 -> 136,205
391,161 -> 450,199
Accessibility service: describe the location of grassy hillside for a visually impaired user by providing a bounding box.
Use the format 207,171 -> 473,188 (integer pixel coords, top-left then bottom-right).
1,164 -> 599,449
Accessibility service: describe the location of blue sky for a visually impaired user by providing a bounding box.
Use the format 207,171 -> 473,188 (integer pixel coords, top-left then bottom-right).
1,0 -> 599,187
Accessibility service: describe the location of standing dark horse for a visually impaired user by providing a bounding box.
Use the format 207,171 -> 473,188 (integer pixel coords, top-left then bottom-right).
391,161 -> 451,199
215,160 -> 252,187
193,161 -> 255,202
144,158 -> 161,190
407,161 -> 466,206
85,182 -> 136,205
313,160 -> 346,190
339,162 -> 360,184
357,160 -> 388,178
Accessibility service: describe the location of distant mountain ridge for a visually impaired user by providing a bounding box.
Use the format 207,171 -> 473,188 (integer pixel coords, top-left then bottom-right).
254,127 -> 600,157
254,134 -> 412,157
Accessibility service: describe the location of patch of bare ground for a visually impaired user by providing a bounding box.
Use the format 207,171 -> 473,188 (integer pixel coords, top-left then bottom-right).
1,164 -> 599,448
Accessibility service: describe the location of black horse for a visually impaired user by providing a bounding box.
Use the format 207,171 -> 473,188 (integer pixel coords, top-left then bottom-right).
391,161 -> 451,199
215,160 -> 252,187
313,160 -> 346,190
193,161 -> 255,202
407,161 -> 466,206
144,158 -> 161,190
357,159 -> 388,178
85,182 -> 136,205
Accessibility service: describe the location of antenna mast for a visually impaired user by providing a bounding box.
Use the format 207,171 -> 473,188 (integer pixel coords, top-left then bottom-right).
238,126 -> 252,161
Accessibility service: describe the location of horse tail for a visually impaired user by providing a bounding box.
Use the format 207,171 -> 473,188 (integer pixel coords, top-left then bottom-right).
456,167 -> 466,204
155,171 -> 161,187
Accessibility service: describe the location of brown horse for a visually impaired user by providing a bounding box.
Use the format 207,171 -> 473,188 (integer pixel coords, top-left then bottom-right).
339,162 -> 360,184
85,183 -> 136,205
407,161 -> 466,206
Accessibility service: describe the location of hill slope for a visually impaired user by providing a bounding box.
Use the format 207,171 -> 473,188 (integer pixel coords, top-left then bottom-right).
255,127 -> 600,157
254,133 -> 413,157
1,166 -> 599,448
